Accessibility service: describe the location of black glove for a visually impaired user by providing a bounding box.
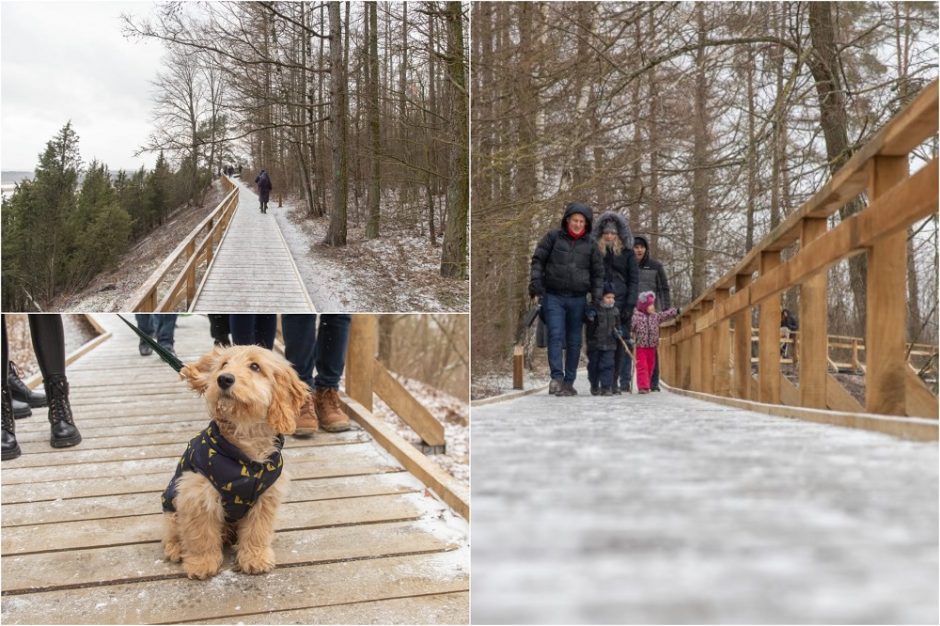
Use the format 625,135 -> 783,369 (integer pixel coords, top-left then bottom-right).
529,283 -> 544,299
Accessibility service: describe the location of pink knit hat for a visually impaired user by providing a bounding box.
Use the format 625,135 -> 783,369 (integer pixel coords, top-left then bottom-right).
637,291 -> 656,311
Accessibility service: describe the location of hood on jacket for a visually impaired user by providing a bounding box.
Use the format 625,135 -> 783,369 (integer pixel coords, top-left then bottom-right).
561,202 -> 594,234
593,211 -> 634,248
634,234 -> 651,264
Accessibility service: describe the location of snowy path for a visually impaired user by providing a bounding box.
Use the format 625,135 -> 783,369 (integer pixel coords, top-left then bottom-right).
191,179 -> 315,312
471,378 -> 938,624
1,314 -> 469,624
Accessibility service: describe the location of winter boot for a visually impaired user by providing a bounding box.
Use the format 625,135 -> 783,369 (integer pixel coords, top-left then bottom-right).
556,382 -> 578,397
45,375 -> 82,448
12,397 -> 31,419
612,385 -> 622,395
590,384 -> 599,396
139,341 -> 153,356
293,392 -> 319,438
549,379 -> 563,395
2,387 -> 21,461
314,387 -> 350,433
9,363 -> 47,407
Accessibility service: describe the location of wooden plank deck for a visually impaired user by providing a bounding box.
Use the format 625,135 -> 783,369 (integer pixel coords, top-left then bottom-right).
1,315 -> 468,625
191,180 -> 315,312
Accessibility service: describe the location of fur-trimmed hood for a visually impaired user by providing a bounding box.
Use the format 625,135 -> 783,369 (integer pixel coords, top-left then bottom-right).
593,211 -> 634,248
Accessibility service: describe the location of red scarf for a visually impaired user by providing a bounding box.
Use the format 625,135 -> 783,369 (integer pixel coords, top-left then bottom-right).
567,225 -> 586,240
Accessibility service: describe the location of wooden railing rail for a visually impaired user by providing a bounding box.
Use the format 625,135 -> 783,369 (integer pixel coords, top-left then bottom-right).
343,316 -> 468,519
660,79 -> 938,426
128,177 -> 239,312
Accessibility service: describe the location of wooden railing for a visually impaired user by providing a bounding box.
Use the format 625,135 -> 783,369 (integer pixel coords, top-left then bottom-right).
128,177 -> 239,312
659,80 -> 938,429
342,316 -> 468,519
747,329 -> 936,372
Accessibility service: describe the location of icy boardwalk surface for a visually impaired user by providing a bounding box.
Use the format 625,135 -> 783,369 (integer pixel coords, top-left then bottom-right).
2,315 -> 468,624
192,179 -> 315,312
471,379 -> 938,624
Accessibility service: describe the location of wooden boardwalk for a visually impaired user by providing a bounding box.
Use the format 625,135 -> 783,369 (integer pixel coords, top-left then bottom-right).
471,378 -> 938,624
1,315 -> 468,624
191,180 -> 315,312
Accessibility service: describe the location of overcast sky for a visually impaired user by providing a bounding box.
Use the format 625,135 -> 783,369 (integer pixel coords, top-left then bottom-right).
2,1 -> 165,172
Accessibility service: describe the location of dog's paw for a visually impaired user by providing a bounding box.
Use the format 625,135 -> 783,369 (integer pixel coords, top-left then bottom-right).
163,540 -> 183,563
235,547 -> 275,575
183,555 -> 222,580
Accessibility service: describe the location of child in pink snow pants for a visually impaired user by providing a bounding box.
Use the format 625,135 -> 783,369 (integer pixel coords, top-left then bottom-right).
630,291 -> 678,394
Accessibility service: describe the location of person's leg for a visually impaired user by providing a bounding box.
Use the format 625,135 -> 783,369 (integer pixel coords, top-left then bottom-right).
635,347 -> 652,391
562,295 -> 586,386
621,334 -> 634,392
135,314 -> 155,356
312,315 -> 351,432
208,314 -> 231,347
542,294 -> 565,390
2,316 -> 21,460
155,315 -> 178,350
230,315 -> 277,349
282,314 -> 318,437
282,315 -> 317,388
599,350 -> 615,392
651,348 -> 661,390
613,337 -> 624,392
587,349 -> 599,393
29,315 -> 81,448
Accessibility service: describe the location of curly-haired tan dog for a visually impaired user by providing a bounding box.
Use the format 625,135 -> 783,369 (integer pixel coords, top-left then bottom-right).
161,345 -> 309,580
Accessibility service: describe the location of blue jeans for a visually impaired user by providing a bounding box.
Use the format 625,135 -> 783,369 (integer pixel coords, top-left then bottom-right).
282,314 -> 351,389
542,292 -> 586,384
229,314 -> 276,349
619,333 -> 633,389
587,349 -> 615,388
135,314 -> 177,348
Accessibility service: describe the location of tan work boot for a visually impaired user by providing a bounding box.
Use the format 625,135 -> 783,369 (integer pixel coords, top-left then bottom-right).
293,394 -> 319,438
314,387 -> 350,432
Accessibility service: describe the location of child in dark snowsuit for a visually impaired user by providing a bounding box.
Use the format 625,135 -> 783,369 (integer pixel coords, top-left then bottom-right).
586,284 -> 621,396
630,291 -> 678,394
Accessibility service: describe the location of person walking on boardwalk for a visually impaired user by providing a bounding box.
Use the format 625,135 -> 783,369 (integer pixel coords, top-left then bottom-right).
135,314 -> 178,357
593,211 -> 639,393
630,292 -> 678,394
255,169 -> 272,214
529,202 -> 604,396
586,284 -> 622,396
2,314 -> 82,461
780,308 -> 799,358
632,235 -> 672,391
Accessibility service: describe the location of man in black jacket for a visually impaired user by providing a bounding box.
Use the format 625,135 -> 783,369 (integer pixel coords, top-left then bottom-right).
631,235 -> 671,391
530,202 -> 604,396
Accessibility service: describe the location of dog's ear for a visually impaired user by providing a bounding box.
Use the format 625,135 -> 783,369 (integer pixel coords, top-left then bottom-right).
180,347 -> 223,395
267,365 -> 307,435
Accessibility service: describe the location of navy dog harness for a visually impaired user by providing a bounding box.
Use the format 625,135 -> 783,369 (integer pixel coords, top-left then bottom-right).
161,421 -> 285,523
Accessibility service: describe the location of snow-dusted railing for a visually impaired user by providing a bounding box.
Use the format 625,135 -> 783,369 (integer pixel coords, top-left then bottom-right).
128,176 -> 239,312
660,79 -> 938,430
342,315 -> 469,520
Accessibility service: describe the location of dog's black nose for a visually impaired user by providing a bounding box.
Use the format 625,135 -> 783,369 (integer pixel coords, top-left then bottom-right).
217,373 -> 235,389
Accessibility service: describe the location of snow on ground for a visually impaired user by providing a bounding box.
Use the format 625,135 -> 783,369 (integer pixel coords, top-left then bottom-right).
271,192 -> 468,312
471,377 -> 939,624
370,373 -> 469,487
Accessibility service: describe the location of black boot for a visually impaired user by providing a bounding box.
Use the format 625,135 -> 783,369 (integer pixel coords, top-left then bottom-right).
45,375 -> 81,448
2,387 -> 21,460
12,397 -> 31,419
8,363 -> 47,407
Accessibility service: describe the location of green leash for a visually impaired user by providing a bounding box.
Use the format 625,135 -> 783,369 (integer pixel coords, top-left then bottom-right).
117,315 -> 185,373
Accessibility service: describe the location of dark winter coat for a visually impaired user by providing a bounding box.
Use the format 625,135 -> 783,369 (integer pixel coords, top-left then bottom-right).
529,202 -> 604,301
593,211 -> 639,321
631,307 -> 678,348
781,312 -> 799,332
162,421 -> 285,523
633,235 -> 671,310
586,304 -> 621,352
255,171 -> 272,203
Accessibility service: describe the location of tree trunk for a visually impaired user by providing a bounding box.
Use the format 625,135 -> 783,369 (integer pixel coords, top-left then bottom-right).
690,3 -> 710,300
440,1 -> 468,279
366,2 -> 381,239
324,1 -> 348,246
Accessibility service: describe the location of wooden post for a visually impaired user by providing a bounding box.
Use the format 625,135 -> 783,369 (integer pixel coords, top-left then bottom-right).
680,336 -> 693,390
512,344 -> 524,390
690,309 -> 703,392
660,326 -> 675,386
714,289 -> 731,396
851,338 -> 860,371
758,251 -> 781,404
799,217 -> 828,408
346,315 -> 377,411
184,240 -> 197,306
866,155 -> 909,415
733,274 -> 752,400
700,300 -> 715,394
278,193 -> 283,207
